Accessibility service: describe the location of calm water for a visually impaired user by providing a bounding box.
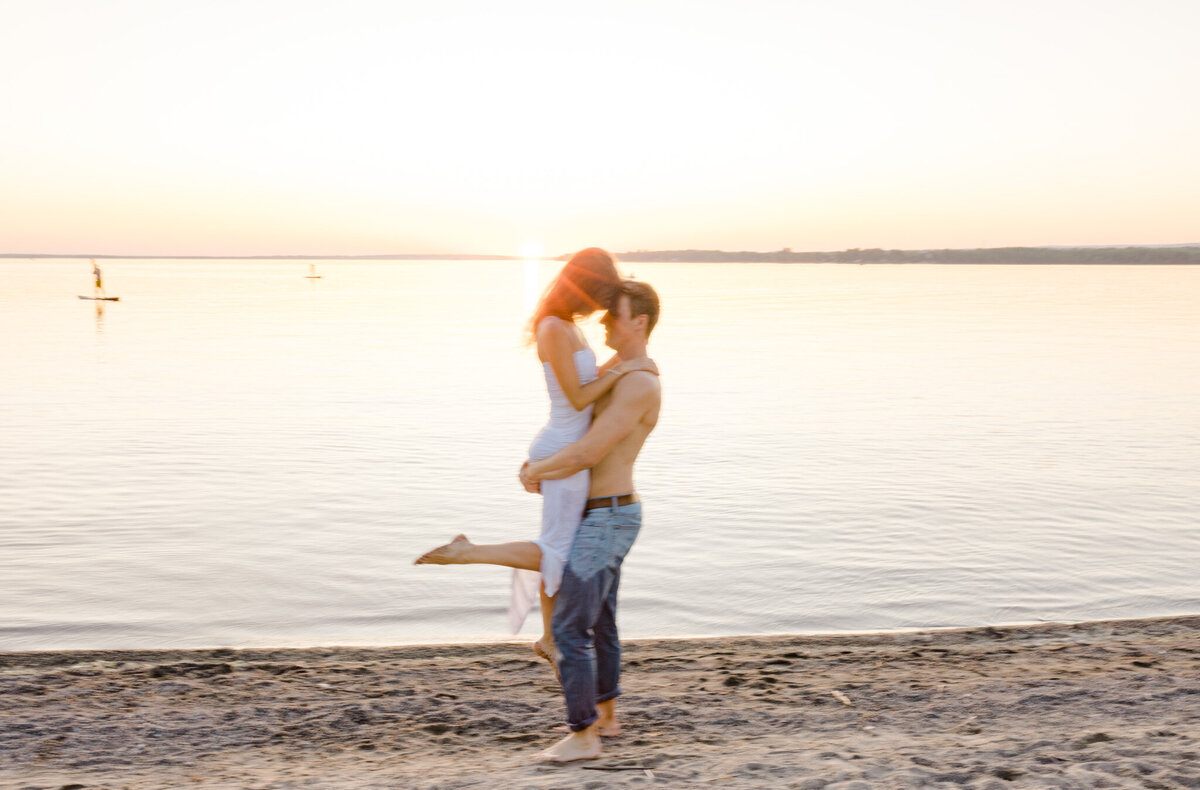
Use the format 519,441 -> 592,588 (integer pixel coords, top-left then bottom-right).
2,259 -> 1198,651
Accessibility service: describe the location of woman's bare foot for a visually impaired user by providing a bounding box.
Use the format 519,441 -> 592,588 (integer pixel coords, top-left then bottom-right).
414,534 -> 472,565
533,638 -> 561,684
596,698 -> 620,737
531,726 -> 601,763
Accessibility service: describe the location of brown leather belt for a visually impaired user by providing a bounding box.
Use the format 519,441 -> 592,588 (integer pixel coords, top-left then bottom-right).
583,493 -> 639,513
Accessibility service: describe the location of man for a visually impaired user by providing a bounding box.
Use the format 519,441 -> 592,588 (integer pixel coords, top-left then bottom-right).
519,280 -> 662,763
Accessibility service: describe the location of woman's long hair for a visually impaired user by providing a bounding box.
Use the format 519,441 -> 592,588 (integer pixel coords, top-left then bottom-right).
527,248 -> 621,342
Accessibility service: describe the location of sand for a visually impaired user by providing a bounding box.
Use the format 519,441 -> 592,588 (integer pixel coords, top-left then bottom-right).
1,615 -> 1198,789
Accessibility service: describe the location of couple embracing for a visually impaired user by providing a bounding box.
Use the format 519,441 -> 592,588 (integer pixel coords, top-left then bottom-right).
416,247 -> 662,762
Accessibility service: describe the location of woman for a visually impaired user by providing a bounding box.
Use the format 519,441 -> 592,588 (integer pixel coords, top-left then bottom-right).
415,248 -> 654,669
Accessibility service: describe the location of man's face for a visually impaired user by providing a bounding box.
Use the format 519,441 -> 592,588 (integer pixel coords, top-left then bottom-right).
602,294 -> 636,351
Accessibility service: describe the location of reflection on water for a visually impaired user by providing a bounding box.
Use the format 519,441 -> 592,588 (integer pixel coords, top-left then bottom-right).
93,299 -> 106,331
1,259 -> 1198,650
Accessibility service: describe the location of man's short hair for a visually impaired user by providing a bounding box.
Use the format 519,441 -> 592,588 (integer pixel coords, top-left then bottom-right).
619,280 -> 660,339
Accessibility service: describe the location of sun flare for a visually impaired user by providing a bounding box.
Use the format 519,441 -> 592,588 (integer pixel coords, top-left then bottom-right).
519,242 -> 545,260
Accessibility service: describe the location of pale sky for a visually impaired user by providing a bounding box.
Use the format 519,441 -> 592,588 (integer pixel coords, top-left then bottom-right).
2,0 -> 1197,256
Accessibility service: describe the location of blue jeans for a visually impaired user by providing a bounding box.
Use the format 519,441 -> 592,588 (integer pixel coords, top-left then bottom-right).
552,500 -> 642,732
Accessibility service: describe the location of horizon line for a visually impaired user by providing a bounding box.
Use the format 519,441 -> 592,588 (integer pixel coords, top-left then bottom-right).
5,242 -> 1200,261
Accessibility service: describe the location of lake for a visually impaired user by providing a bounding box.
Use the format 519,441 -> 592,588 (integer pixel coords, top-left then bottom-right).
2,259 -> 1197,650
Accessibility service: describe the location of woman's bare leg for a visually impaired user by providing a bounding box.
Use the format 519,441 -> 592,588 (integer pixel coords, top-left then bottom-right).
533,587 -> 561,680
414,535 -> 541,571
417,537 -> 566,681
539,588 -> 555,646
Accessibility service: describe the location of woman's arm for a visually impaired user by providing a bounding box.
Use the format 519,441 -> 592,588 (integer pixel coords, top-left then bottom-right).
598,353 -> 621,374
538,319 -> 631,411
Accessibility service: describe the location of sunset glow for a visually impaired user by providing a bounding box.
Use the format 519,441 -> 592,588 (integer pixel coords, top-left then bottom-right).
2,0 -> 1197,256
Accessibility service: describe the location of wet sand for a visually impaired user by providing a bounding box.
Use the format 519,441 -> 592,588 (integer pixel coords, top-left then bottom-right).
2,615 -> 1198,789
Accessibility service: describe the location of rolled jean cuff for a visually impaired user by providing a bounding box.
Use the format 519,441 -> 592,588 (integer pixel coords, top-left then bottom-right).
596,687 -> 621,704
569,713 -> 598,733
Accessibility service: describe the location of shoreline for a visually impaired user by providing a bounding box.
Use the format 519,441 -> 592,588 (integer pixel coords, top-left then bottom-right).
6,613 -> 1197,660
2,614 -> 1198,788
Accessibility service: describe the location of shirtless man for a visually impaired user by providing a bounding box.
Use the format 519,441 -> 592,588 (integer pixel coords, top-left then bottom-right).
518,280 -> 662,763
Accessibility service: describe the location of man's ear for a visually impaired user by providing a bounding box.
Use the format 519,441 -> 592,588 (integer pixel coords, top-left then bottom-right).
633,314 -> 648,332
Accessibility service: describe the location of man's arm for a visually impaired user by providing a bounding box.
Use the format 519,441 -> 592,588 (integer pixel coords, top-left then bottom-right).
521,373 -> 657,483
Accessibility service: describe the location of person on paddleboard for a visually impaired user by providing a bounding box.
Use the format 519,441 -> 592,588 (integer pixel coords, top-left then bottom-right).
92,259 -> 106,299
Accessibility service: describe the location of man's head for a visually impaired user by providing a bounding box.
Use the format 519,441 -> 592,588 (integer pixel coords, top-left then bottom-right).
603,280 -> 660,352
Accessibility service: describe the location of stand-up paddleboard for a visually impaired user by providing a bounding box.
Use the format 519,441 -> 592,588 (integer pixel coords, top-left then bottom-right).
79,295 -> 120,301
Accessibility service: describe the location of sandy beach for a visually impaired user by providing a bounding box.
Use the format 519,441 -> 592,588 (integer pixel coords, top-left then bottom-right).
2,615 -> 1198,789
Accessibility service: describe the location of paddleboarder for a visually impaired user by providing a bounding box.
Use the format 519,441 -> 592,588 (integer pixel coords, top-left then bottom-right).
91,259 -> 106,299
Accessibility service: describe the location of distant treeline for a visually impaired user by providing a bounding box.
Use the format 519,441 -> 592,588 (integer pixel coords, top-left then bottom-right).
608,246 -> 1200,264
8,246 -> 1199,264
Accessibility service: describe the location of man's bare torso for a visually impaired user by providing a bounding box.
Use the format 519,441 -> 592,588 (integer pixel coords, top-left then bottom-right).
588,370 -> 661,497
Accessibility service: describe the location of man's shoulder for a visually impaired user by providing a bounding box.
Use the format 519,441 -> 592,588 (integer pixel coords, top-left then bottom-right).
614,369 -> 661,402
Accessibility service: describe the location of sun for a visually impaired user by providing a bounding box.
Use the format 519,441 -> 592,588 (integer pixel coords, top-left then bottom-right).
519,242 -> 545,260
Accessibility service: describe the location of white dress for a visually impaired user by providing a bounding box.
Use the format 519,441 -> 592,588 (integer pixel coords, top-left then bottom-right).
508,345 -> 598,632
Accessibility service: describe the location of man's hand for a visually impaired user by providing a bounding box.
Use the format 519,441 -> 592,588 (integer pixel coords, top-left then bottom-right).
519,461 -> 541,494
